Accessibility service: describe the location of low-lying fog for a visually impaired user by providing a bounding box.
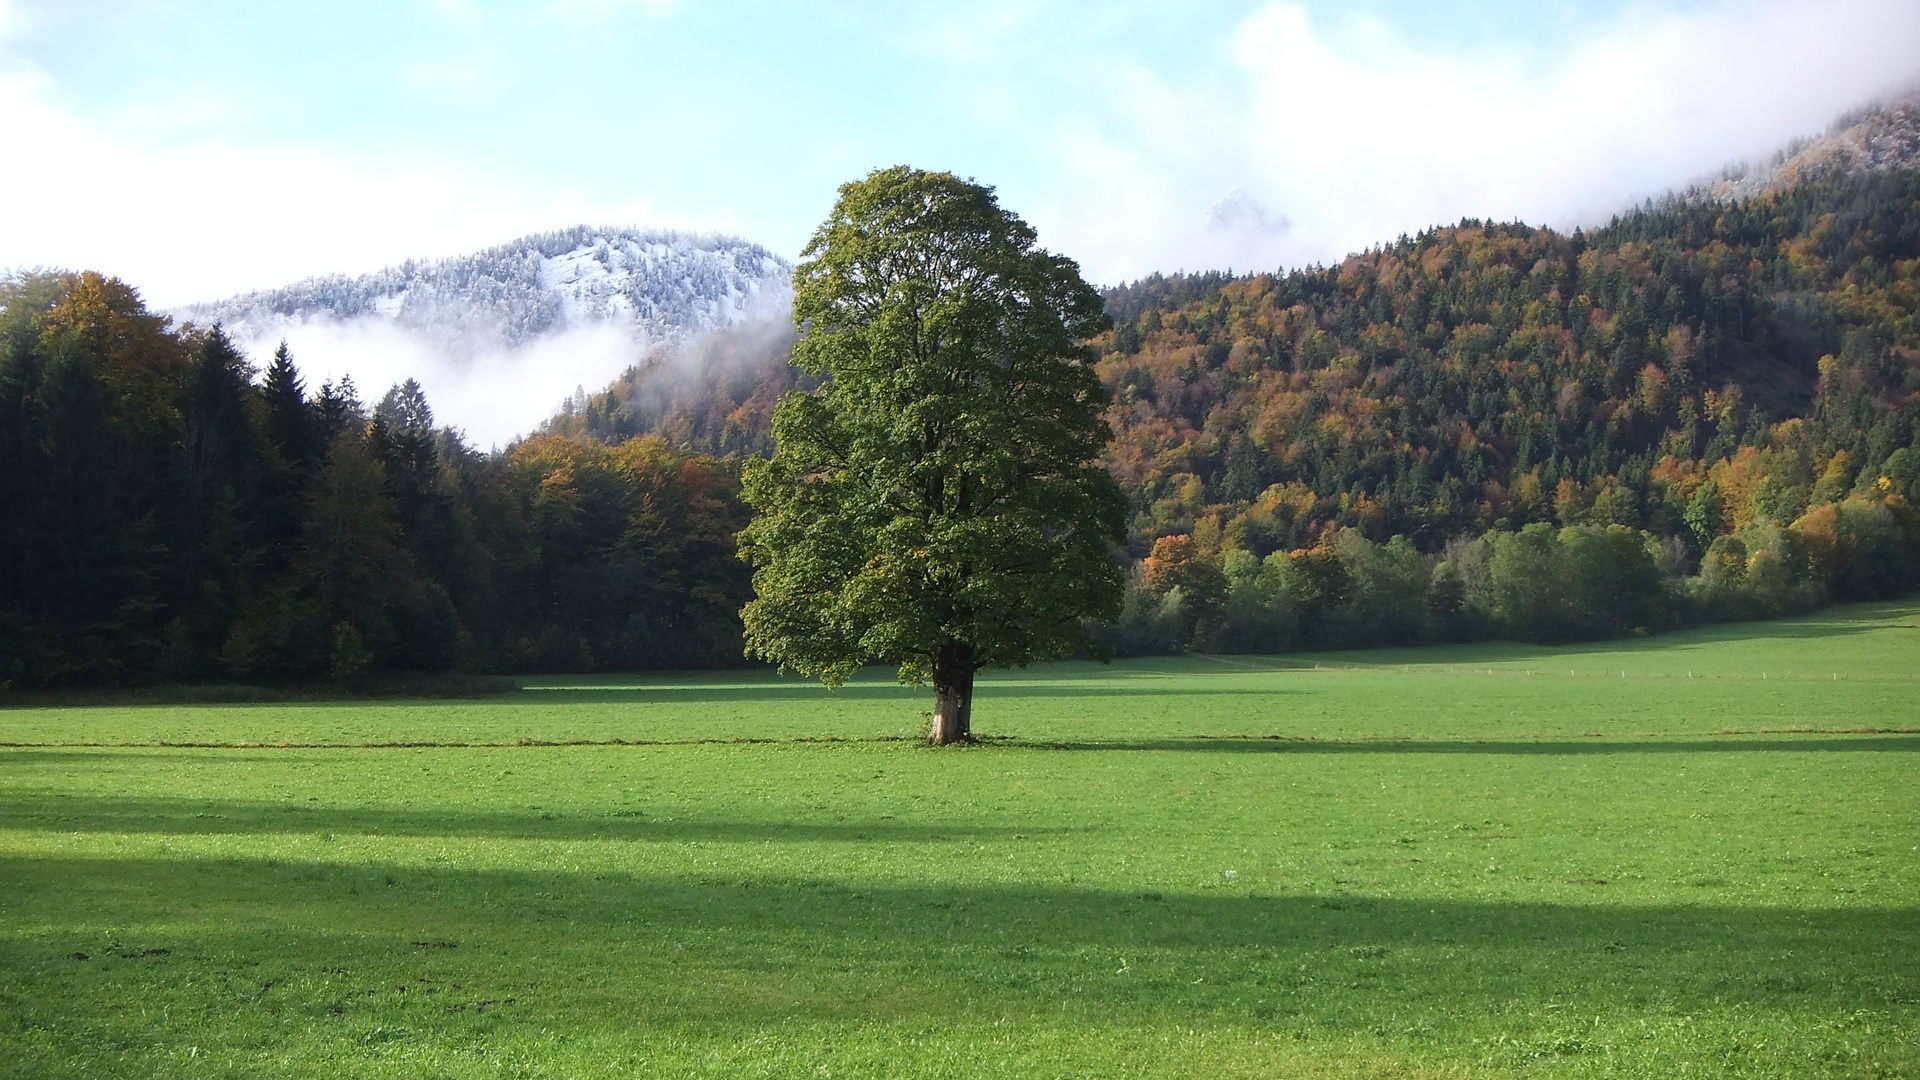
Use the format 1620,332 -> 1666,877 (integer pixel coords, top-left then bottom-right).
217,293 -> 796,451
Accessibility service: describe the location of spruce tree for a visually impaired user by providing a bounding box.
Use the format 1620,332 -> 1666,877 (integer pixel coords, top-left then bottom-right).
175,326 -> 268,668
35,348 -> 130,682
263,341 -> 318,474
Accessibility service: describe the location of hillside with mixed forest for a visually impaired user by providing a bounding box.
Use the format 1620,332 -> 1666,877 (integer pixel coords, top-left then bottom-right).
1078,167 -> 1919,653
1096,168 -> 1919,555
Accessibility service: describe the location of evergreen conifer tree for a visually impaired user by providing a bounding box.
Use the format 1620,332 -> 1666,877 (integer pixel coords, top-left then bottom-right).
263,341 -> 318,474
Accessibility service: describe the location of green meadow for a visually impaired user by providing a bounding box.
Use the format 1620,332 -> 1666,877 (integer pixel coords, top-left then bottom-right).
1,603 -> 1916,1078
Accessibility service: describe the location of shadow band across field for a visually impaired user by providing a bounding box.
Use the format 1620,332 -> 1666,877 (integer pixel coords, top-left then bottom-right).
0,727 -> 1908,848
1042,734 -> 1920,754
514,684 -> 1309,704
3,734 -> 1914,753
6,851 -> 1916,1033
0,791 -> 1059,843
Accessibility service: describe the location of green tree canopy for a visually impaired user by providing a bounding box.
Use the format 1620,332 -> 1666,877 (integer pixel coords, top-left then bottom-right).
739,166 -> 1128,744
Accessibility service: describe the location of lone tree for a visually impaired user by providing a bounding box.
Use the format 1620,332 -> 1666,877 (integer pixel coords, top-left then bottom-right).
739,167 -> 1128,744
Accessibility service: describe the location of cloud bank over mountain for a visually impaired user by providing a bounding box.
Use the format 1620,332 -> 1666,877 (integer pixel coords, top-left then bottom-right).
1030,0 -> 1920,282
175,228 -> 790,447
5,0 -> 1918,306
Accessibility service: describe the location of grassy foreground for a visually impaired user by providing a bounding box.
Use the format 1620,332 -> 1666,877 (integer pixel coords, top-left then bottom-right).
1,603 -> 1916,1078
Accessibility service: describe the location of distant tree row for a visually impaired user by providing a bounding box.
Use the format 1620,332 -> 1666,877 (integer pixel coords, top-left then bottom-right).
0,272 -> 750,689
1101,507 -> 1912,657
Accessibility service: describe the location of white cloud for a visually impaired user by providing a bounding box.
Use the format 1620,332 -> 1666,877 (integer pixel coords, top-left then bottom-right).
225,317 -> 651,451
6,0 -> 1918,443
0,56 -> 723,309
1033,0 -> 1920,283
1206,188 -> 1291,274
0,14 -> 708,444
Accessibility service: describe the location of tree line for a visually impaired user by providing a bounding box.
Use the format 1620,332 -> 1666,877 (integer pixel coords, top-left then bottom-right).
0,271 -> 749,688
1100,510 -> 1911,657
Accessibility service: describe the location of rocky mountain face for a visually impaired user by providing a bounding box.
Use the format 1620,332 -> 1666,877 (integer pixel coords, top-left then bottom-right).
175,226 -> 793,354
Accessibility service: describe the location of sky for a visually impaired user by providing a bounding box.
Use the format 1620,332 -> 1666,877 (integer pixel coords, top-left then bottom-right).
5,0 -> 1919,305
1,0 -> 1918,440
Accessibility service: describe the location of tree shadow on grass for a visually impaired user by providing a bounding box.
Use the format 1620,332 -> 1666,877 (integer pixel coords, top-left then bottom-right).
1021,735 -> 1920,755
4,852 -> 1915,1038
0,791 -> 1069,844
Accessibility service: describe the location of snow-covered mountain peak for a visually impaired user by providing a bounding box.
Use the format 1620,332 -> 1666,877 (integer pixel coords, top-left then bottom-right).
174,225 -> 793,352
167,226 -> 794,449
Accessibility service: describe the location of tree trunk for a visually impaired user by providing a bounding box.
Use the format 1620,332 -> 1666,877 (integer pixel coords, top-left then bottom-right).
929,639 -> 975,745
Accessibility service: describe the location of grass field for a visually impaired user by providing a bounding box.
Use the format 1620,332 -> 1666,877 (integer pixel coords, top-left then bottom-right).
1,602 -> 1916,1078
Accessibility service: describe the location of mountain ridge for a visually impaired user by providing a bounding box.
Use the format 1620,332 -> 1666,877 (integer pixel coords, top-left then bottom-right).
174,225 -> 793,354
1693,87 -> 1920,202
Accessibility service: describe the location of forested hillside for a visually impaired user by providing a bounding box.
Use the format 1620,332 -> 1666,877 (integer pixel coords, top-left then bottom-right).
1086,169 -> 1918,652
1099,169 -> 1919,552
0,272 -> 750,688
540,314 -> 805,457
